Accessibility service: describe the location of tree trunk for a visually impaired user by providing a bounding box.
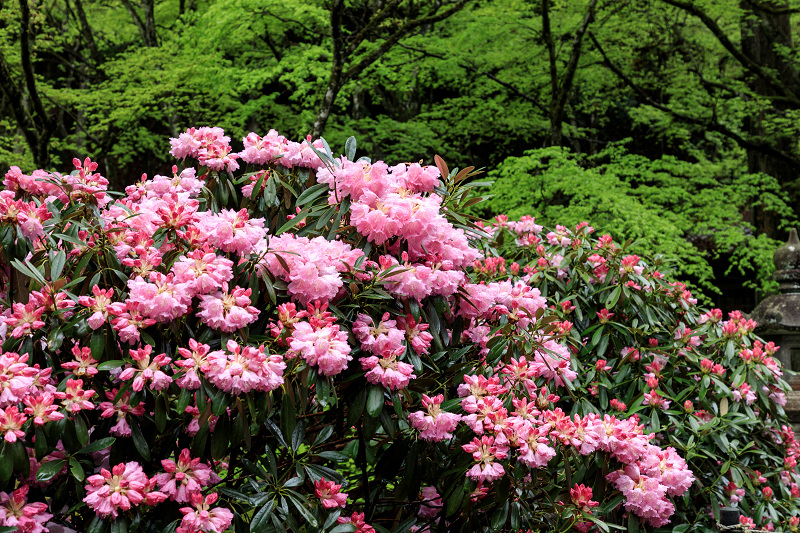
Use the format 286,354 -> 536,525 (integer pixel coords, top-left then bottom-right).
740,0 -> 797,228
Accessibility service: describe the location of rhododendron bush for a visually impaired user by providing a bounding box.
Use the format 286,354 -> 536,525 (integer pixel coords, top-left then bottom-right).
0,127 -> 794,533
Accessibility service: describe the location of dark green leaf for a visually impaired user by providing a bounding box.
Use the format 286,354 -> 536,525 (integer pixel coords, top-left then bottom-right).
36,459 -> 65,483
78,437 -> 116,454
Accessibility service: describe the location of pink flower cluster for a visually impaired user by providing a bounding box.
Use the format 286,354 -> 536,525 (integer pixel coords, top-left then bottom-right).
177,492 -> 233,533
354,313 -> 416,390
316,157 -> 480,291
169,127 -> 239,173
84,462 -> 167,518
259,234 -> 362,305
288,308 -> 352,377
454,366 -> 693,526
238,131 -> 324,169
0,485 -> 51,532
315,478 -> 348,508
408,394 -> 461,441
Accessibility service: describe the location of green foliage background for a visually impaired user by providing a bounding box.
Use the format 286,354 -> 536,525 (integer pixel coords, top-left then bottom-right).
2,0 -> 800,307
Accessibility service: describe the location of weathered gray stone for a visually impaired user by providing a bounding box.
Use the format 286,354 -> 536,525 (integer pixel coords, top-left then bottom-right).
752,229 -> 800,428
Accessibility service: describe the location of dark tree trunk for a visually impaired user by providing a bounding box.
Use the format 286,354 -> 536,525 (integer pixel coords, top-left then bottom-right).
740,0 -> 798,228
542,0 -> 598,147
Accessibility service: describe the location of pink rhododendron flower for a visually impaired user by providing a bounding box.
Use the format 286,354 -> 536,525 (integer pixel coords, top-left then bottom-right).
337,512 -> 376,533
0,485 -> 52,533
259,233 -> 362,305
408,394 -> 461,441
78,284 -> 114,329
118,344 -> 173,392
315,478 -> 347,508
289,321 -> 352,376
195,209 -> 265,255
155,449 -> 220,503
205,340 -> 285,395
607,465 -> 674,527
238,130 -> 288,166
174,339 -> 213,390
197,284 -> 260,332
462,435 -> 508,483
84,462 -> 166,518
352,313 -> 405,355
22,392 -> 64,426
126,272 -> 192,322
171,247 -> 234,295
54,378 -> 95,413
396,314 -> 433,355
5,301 -> 45,338
418,486 -> 442,520
99,389 -> 146,437
570,484 -> 599,513
361,351 -> 416,390
177,492 -> 233,533
733,382 -> 757,405
0,352 -> 37,407
0,406 -> 26,442
61,344 -> 100,377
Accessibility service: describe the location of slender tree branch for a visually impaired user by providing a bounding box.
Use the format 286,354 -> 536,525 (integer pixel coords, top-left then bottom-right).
342,0 -> 471,83
312,0 -> 472,137
659,0 -> 800,105
553,0 -> 597,121
541,0 -> 558,102
344,0 -> 405,57
589,31 -> 800,168
258,9 -> 323,36
396,42 -> 549,112
69,0 -> 100,64
19,0 -> 48,130
120,0 -> 148,43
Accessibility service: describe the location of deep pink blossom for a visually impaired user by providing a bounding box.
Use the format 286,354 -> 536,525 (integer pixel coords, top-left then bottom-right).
315,478 -> 348,508
99,389 -> 146,437
0,485 -> 52,533
54,378 -> 95,413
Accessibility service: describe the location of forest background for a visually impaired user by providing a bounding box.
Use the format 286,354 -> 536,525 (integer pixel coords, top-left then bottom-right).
2,0 -> 800,312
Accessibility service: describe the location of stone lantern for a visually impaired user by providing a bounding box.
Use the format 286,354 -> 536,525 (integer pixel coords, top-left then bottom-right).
750,229 -> 800,423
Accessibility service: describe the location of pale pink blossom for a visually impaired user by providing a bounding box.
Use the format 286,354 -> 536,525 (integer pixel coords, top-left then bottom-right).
194,209 -> 266,255
289,321 -> 352,376
177,492 -> 233,533
84,462 -> 166,519
197,284 -> 260,332
418,486 -> 442,520
155,449 -> 220,503
408,394 -> 461,441
171,247 -> 234,295
205,341 -> 285,395
174,339 -> 212,390
99,389 -> 146,437
361,352 -> 416,390
118,345 -> 173,392
462,435 -> 507,483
